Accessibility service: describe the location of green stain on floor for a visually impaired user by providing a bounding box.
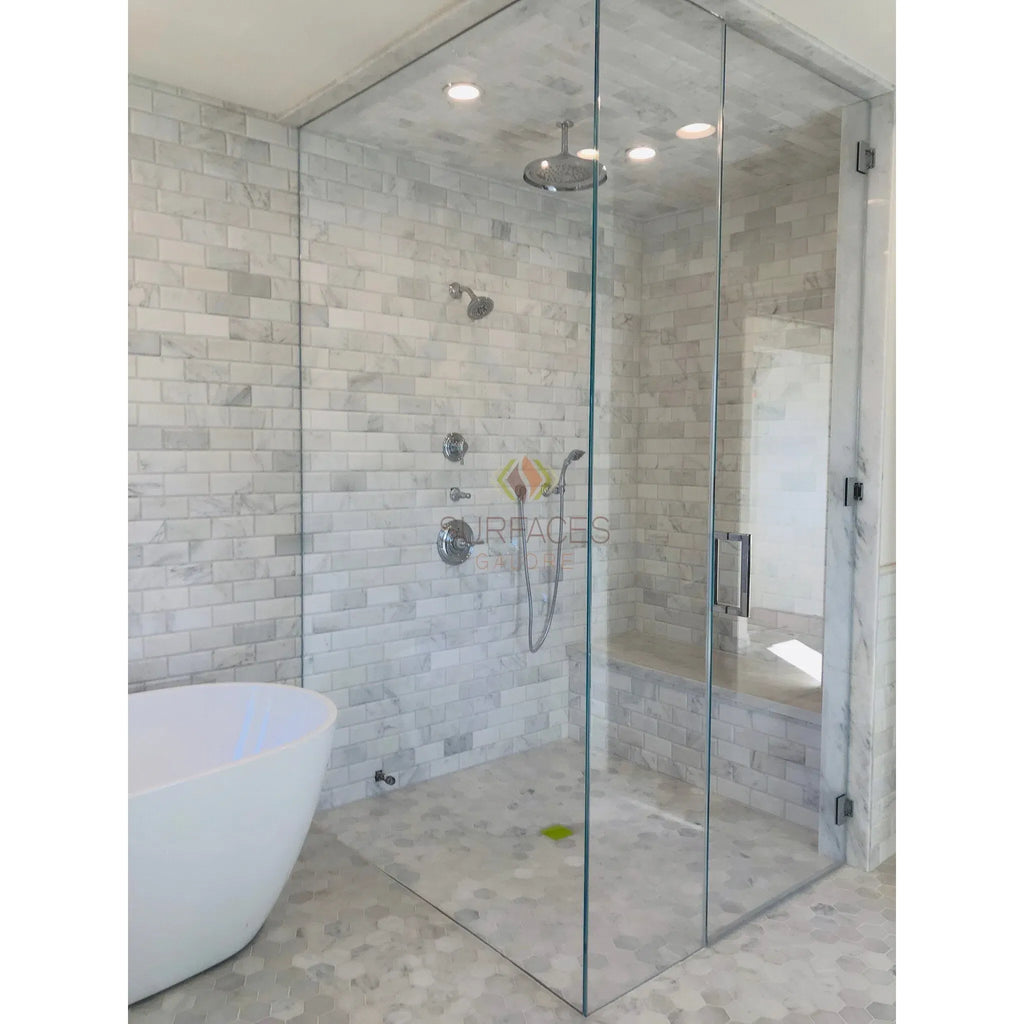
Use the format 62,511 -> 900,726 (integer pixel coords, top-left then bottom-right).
540,824 -> 574,841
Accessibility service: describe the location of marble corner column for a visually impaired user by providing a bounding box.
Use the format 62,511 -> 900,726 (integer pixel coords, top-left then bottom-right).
844,91 -> 896,871
818,97 -> 870,863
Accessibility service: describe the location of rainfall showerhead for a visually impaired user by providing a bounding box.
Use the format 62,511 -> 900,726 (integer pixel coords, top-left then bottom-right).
449,281 -> 494,320
523,121 -> 607,192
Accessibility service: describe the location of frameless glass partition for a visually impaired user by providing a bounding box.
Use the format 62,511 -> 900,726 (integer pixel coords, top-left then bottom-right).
299,0 -> 595,1010
295,0 -> 868,1015
583,0 -> 724,1012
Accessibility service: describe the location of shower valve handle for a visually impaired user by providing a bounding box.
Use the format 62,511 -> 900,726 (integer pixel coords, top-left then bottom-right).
450,487 -> 472,501
442,432 -> 469,464
437,519 -> 478,565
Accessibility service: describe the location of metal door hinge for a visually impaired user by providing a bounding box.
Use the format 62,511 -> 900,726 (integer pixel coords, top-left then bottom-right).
844,478 -> 864,505
856,141 -> 876,174
835,794 -> 854,825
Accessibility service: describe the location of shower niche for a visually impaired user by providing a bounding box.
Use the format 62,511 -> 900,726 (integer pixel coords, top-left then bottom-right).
297,0 -> 878,1013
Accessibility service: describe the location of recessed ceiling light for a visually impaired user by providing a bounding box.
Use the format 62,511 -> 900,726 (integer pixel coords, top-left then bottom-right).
626,146 -> 656,161
443,82 -> 481,101
675,122 -> 716,139
576,148 -> 600,160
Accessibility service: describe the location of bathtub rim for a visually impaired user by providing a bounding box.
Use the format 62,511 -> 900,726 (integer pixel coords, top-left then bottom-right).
129,682 -> 337,799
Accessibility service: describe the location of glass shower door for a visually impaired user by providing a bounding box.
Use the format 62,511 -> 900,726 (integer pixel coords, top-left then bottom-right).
705,27 -> 862,938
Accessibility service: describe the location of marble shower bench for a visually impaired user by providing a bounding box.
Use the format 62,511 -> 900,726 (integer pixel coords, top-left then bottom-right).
567,631 -> 823,830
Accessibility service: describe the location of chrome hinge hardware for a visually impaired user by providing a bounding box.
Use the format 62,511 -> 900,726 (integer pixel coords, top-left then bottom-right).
856,141 -> 876,174
835,794 -> 854,825
844,478 -> 864,505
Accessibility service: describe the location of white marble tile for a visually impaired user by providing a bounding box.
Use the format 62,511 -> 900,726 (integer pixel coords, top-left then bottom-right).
128,782 -> 894,1023
846,92 -> 895,872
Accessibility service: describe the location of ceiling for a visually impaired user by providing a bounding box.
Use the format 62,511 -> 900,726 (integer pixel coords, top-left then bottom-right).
127,0 -> 511,119
306,0 -> 854,221
127,1 -> 894,125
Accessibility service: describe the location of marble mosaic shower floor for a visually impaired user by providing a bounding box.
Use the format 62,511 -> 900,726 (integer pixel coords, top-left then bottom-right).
318,740 -> 835,1009
127,826 -> 895,1024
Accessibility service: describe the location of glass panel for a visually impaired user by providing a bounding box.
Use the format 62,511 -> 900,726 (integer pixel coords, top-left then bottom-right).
298,1 -> 594,1011
706,27 -> 860,939
583,0 -> 724,1012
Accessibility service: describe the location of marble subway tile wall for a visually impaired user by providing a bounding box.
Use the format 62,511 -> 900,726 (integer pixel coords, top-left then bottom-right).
636,204 -> 718,648
124,77 -> 893,865
128,78 -> 301,693
298,130 -> 643,808
568,655 -> 821,826
636,175 -> 839,657
591,218 -> 643,641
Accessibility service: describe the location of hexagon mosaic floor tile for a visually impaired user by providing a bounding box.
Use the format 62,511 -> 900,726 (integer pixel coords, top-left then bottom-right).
590,858 -> 895,1023
318,741 -> 836,1007
130,826 -> 584,1024
129,787 -> 894,1024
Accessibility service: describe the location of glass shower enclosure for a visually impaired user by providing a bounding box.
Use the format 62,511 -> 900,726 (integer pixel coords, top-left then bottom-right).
298,0 -> 869,1013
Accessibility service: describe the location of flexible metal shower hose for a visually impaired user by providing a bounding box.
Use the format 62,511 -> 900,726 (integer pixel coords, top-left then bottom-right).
516,487 -> 568,652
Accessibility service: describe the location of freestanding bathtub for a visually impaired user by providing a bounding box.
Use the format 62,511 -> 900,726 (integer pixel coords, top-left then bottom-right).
128,682 -> 337,1004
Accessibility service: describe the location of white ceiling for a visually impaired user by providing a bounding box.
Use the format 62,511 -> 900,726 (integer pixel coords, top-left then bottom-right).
754,0 -> 894,86
127,0 -> 508,119
128,1 -> 894,122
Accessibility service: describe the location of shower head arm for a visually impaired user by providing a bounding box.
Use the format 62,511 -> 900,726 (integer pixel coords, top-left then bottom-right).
449,281 -> 479,301
559,120 -> 572,155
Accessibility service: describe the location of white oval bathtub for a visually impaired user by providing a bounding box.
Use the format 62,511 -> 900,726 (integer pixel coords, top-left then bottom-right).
128,682 -> 337,1004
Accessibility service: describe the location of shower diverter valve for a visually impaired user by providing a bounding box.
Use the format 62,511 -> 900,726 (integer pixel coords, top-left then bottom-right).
437,519 -> 478,566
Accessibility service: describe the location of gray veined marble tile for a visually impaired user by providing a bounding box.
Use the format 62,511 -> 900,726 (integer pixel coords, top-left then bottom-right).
129,791 -> 893,1024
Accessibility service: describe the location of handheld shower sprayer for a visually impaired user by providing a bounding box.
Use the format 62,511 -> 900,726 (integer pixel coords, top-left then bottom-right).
542,449 -> 585,497
517,448 -> 586,652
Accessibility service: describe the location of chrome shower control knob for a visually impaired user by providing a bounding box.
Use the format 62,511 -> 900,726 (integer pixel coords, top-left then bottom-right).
450,487 -> 471,501
442,432 -> 469,463
437,519 -> 476,565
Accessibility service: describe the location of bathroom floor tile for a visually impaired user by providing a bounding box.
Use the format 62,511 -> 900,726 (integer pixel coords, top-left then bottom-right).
128,827 -> 585,1024
318,739 -> 834,1007
591,857 -> 895,1023
128,819 -> 894,1024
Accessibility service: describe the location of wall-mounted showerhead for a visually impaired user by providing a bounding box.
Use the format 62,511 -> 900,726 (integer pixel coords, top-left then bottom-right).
523,122 -> 607,192
449,282 -> 494,320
